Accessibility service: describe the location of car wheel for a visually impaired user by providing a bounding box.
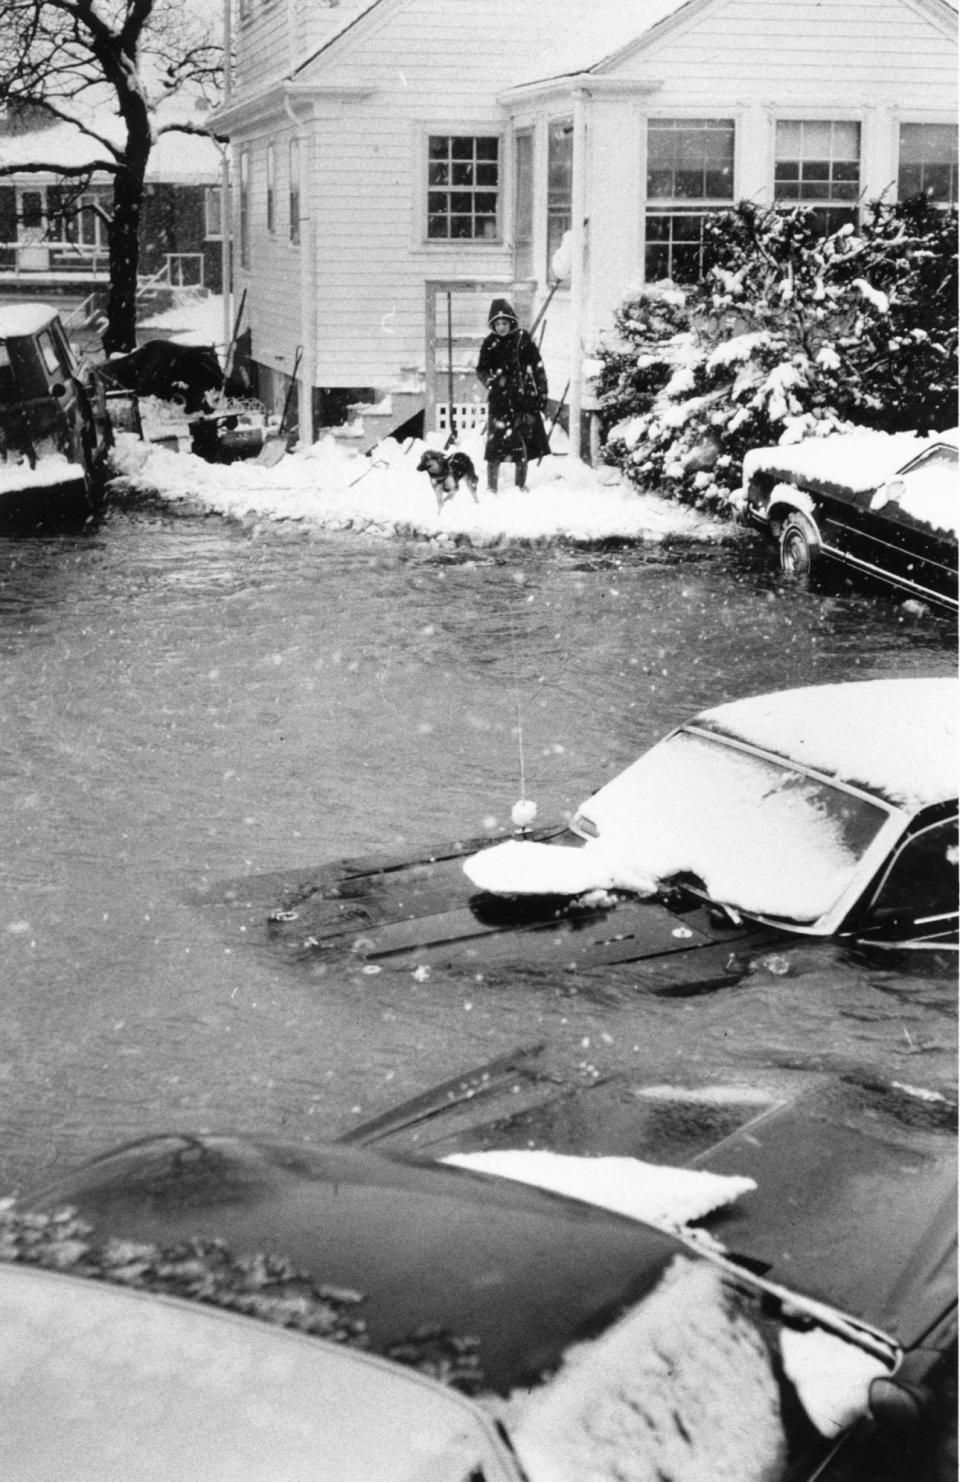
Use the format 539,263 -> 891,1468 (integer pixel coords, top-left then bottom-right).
779,512 -> 820,578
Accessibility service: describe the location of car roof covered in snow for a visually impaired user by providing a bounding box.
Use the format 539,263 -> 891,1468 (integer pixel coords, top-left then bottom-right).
692,677 -> 958,812
742,428 -> 959,495
0,303 -> 61,341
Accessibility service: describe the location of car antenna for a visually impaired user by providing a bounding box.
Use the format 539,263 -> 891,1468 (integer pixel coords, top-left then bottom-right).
508,605 -> 537,834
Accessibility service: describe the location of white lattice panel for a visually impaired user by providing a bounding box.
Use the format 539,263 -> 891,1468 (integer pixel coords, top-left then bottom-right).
437,402 -> 486,433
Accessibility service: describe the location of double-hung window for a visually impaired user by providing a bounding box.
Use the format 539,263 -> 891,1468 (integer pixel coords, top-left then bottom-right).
774,120 -> 860,233
645,117 -> 735,282
513,130 -> 534,280
289,138 -> 301,243
426,135 -> 500,240
266,142 -> 276,234
546,119 -> 573,274
204,185 -> 223,240
239,150 -> 250,268
898,123 -> 958,207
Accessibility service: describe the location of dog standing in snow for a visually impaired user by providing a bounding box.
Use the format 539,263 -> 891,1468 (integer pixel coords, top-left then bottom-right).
416,449 -> 480,514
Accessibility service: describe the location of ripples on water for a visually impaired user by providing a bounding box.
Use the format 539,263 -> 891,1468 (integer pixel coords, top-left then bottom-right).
0,509 -> 955,1189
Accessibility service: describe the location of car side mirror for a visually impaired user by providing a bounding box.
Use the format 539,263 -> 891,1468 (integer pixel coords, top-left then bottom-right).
50,382 -> 67,399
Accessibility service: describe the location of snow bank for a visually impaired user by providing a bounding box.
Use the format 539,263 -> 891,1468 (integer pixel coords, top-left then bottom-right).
507,1256 -> 785,1482
108,429 -> 734,547
443,1149 -> 755,1230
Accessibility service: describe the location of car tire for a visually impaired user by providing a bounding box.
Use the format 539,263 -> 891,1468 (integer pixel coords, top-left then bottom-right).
779,512 -> 821,578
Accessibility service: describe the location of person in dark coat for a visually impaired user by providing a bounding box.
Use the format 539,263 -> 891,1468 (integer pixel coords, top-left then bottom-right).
476,298 -> 550,492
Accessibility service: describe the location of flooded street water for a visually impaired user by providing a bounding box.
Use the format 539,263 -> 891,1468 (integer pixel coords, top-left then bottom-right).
0,505 -> 955,1192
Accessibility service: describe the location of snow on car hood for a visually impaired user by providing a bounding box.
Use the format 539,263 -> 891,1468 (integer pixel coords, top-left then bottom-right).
443,1149 -> 755,1230
507,1257 -> 785,1482
698,677 -> 957,812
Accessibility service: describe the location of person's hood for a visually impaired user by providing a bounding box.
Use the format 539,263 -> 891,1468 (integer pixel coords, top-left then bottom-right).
488,298 -> 518,328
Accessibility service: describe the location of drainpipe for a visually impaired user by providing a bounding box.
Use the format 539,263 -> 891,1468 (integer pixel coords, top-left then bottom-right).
568,88 -> 588,463
220,0 -> 233,359
284,90 -> 315,443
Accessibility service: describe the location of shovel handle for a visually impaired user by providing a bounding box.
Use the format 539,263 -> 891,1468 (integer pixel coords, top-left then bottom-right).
278,345 -> 304,436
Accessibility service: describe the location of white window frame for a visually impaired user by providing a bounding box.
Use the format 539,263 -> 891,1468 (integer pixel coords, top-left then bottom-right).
897,120 -> 958,208
266,141 -> 276,234
772,116 -> 863,232
204,184 -> 223,240
642,114 -> 737,284
238,148 -> 250,269
419,126 -> 504,246
289,137 -> 301,244
513,128 -> 534,281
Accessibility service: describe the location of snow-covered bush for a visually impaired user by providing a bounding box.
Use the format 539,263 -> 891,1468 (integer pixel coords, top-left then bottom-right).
597,198 -> 958,513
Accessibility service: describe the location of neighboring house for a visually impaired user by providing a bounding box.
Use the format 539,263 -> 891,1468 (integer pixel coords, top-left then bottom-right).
0,110 -> 226,326
210,0 -> 958,455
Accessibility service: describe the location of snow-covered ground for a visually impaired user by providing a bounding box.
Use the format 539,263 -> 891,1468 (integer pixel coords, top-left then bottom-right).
123,290 -> 739,545
109,427 -> 738,547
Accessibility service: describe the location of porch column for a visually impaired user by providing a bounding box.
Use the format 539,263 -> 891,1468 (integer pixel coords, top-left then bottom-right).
568,89 -> 589,462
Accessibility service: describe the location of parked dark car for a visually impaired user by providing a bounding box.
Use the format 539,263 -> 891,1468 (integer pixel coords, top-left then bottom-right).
740,427 -> 958,612
210,678 -> 957,989
5,1075 -> 955,1481
0,302 -> 117,527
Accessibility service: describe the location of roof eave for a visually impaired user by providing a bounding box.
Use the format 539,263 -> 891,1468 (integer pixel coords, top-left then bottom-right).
208,78 -> 374,135
498,73 -> 663,106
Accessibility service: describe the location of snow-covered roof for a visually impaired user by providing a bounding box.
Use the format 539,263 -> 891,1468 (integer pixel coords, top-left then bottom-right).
696,677 -> 958,810
0,454 -> 86,493
0,302 -> 60,339
0,110 -> 221,184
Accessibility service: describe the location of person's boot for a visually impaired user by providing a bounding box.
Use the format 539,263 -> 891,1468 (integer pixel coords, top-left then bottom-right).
486,461 -> 499,493
515,457 -> 528,491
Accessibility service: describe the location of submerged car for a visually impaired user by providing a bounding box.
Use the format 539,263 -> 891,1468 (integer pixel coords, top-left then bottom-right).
740,427 -> 959,612
5,1084 -> 956,1481
212,678 -> 957,986
0,302 -> 116,528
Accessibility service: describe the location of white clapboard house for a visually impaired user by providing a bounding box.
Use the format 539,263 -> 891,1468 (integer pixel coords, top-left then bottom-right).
209,0 -> 958,455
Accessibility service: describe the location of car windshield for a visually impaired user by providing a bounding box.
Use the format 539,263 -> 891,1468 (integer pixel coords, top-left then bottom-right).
573,729 -> 892,924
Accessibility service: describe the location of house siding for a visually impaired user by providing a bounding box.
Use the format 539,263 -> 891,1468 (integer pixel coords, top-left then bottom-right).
226,0 -> 957,429
234,0 -> 570,391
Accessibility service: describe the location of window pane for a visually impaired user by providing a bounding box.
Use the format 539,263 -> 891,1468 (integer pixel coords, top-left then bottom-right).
289,138 -> 300,243
646,119 -> 734,202
514,130 -> 533,279
868,821 -> 958,920
775,121 -> 861,216
425,135 -> 500,240
644,210 -> 712,282
547,119 -> 574,275
899,122 -> 958,205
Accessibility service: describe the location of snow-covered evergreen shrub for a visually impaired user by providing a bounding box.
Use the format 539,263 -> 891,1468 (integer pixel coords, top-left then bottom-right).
597,198 -> 958,513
